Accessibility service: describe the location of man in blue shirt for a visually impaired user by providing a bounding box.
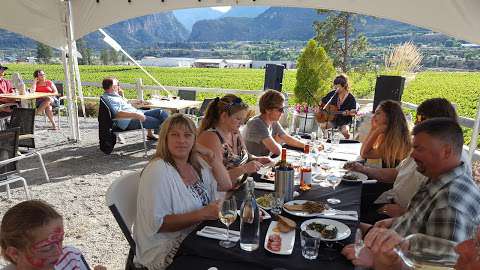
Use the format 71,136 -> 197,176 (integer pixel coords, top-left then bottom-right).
101,77 -> 168,140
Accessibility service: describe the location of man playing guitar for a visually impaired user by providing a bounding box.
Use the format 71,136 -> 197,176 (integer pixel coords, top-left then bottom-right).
317,74 -> 357,139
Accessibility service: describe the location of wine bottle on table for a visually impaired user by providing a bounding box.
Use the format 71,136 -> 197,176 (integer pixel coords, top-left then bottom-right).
300,144 -> 313,191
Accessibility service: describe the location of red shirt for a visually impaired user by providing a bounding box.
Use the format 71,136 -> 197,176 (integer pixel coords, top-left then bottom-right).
0,77 -> 14,94
35,80 -> 55,93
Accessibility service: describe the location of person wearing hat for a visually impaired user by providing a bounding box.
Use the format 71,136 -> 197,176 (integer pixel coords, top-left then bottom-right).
0,64 -> 16,116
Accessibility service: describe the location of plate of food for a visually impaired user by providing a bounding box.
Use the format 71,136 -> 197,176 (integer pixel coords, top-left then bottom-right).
342,171 -> 368,182
256,194 -> 273,210
283,200 -> 327,217
300,218 -> 351,241
264,215 -> 296,255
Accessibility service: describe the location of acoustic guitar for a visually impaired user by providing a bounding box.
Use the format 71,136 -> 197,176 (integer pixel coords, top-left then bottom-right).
315,103 -> 357,123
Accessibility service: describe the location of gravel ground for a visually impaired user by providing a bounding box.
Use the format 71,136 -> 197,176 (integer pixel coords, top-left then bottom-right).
0,117 -> 157,269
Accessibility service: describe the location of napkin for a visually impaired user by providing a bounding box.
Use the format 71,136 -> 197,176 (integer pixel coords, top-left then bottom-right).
254,182 -> 275,191
362,179 -> 378,184
196,226 -> 240,242
316,210 -> 359,221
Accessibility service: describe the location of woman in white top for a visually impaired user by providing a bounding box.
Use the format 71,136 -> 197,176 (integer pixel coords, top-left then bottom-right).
134,114 -> 231,270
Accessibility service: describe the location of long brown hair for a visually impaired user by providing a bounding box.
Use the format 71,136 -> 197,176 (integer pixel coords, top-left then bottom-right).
150,113 -> 202,174
0,200 -> 62,263
376,100 -> 411,168
198,94 -> 248,133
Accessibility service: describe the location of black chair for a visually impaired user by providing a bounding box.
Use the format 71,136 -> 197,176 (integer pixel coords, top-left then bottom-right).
0,127 -> 30,199
98,97 -> 147,157
177,89 -> 197,115
198,98 -> 214,117
51,83 -> 67,129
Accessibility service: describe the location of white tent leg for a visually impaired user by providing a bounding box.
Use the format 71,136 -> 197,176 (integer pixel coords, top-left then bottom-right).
469,98 -> 480,162
61,50 -> 77,141
65,0 -> 80,141
72,42 -> 86,119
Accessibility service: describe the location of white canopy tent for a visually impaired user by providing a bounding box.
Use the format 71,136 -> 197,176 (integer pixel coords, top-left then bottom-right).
1,0 -> 480,153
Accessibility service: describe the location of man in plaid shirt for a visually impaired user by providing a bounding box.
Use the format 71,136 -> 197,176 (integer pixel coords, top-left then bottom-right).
342,118 -> 480,269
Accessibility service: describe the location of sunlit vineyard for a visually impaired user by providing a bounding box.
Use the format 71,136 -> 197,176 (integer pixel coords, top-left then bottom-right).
5,63 -> 480,144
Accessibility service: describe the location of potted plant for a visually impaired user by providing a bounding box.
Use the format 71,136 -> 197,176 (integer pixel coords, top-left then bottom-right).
292,39 -> 335,133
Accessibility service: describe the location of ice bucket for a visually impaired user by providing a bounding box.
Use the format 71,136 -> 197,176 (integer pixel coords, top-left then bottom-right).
274,168 -> 295,202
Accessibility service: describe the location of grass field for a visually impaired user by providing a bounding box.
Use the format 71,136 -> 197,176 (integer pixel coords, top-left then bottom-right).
5,63 -> 480,144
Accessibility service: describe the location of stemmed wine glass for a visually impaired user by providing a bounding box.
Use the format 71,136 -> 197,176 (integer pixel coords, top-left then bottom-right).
393,233 -> 458,269
326,174 -> 341,204
218,196 -> 238,248
354,228 -> 364,258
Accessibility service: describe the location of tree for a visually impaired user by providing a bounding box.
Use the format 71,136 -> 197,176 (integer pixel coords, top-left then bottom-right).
294,39 -> 335,106
76,38 -> 92,65
100,49 -> 109,65
314,11 -> 369,73
109,49 -> 119,64
36,42 -> 52,64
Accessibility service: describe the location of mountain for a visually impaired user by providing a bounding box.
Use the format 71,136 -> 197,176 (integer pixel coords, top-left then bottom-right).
173,8 -> 224,31
189,7 -> 324,41
0,12 -> 188,50
189,7 -> 427,42
221,7 -> 269,18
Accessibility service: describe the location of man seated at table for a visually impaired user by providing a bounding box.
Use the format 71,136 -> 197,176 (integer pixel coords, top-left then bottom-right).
101,77 -> 168,140
244,89 -> 305,157
342,118 -> 480,269
0,64 -> 16,117
345,98 -> 470,222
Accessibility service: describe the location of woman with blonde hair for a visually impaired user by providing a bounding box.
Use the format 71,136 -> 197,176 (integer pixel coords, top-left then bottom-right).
198,94 -> 272,182
134,114 -> 231,270
360,100 -> 411,168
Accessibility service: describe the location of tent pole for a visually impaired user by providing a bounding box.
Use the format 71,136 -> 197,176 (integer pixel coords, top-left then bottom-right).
72,42 -> 86,120
60,50 -> 75,140
469,98 -> 480,162
65,0 -> 80,141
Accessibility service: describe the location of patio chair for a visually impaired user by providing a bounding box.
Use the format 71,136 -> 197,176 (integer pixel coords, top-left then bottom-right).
98,97 -> 147,157
44,83 -> 67,129
177,89 -> 197,115
105,171 -> 148,270
0,127 -> 31,200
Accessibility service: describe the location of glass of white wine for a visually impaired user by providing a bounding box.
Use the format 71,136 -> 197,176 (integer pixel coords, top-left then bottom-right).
394,233 -> 458,269
218,196 -> 238,248
326,175 -> 341,204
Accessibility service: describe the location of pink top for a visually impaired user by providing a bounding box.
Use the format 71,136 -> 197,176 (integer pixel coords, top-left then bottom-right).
35,80 -> 55,93
0,78 -> 14,94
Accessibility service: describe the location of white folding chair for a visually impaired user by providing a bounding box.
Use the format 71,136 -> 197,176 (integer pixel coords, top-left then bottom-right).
105,171 -> 147,270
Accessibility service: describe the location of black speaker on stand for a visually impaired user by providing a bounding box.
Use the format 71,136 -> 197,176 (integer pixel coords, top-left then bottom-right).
373,75 -> 406,112
263,64 -> 284,91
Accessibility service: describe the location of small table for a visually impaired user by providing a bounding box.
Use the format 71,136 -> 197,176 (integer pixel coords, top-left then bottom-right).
140,99 -> 202,112
0,92 -> 57,108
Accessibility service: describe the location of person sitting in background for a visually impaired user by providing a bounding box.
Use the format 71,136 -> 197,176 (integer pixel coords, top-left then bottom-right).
360,100 -> 411,168
134,114 -> 231,270
244,89 -> 305,157
31,70 -> 59,130
0,200 -> 106,270
197,95 -> 272,183
345,98 -> 466,220
0,64 -> 16,117
342,118 -> 480,269
101,77 -> 168,141
317,74 -> 357,139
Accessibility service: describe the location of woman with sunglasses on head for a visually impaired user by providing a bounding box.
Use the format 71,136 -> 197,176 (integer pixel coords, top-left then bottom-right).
0,200 -> 106,270
31,70 -> 59,130
198,94 -> 272,183
244,90 -> 305,157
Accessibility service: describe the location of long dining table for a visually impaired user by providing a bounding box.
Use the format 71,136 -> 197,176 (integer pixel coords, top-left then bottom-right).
168,141 -> 364,270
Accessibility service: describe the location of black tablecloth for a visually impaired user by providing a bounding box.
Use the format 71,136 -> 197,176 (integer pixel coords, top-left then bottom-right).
168,182 -> 363,270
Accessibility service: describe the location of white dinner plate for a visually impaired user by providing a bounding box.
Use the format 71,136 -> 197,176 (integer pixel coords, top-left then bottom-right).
256,195 -> 272,210
282,200 -> 322,217
342,171 -> 368,182
300,218 -> 351,241
264,221 -> 296,255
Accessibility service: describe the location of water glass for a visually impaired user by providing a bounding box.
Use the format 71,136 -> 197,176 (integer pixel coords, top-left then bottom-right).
301,230 -> 320,260
332,129 -> 340,147
270,195 -> 284,216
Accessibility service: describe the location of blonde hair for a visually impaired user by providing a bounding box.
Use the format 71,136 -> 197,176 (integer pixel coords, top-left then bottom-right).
198,94 -> 248,133
152,114 -> 202,174
376,100 -> 411,168
259,90 -> 285,114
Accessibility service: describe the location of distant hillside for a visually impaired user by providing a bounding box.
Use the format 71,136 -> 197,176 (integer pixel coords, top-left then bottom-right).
173,8 -> 224,31
0,12 -> 188,50
189,7 -> 428,42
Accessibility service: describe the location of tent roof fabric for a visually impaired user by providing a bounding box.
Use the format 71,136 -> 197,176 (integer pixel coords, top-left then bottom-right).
0,0 -> 479,49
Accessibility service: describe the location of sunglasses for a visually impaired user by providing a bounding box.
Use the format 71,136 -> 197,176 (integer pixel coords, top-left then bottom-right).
416,114 -> 426,123
275,106 -> 287,113
225,97 -> 245,111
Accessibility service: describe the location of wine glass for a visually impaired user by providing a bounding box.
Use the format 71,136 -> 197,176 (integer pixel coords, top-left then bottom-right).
394,233 -> 458,269
332,128 -> 341,148
354,228 -> 364,258
326,175 -> 341,204
218,196 -> 238,248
